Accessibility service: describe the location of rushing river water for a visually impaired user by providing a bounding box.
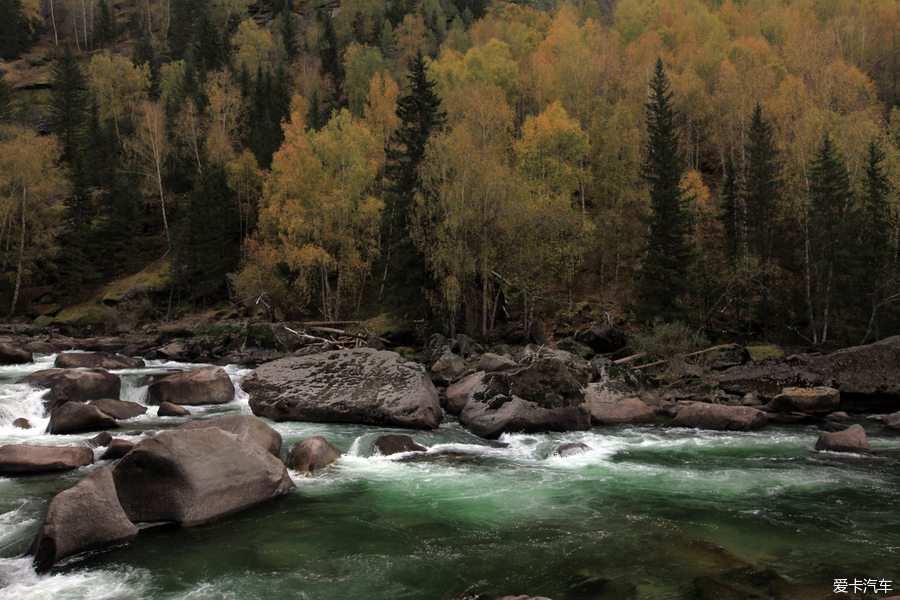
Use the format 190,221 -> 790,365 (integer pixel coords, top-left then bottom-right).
0,354 -> 898,600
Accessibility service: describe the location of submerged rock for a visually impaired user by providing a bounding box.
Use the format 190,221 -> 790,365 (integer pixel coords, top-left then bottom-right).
147,366 -> 235,406
32,466 -> 138,573
12,418 -> 31,429
287,435 -> 341,475
175,414 -> 282,456
460,357 -> 591,439
113,428 -> 295,527
672,403 -> 767,431
0,444 -> 94,474
55,352 -> 145,370
241,348 -> 442,429
373,434 -> 426,455
47,402 -> 119,435
548,442 -> 591,458
815,424 -> 872,454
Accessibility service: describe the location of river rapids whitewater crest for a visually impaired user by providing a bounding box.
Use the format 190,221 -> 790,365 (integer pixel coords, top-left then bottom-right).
0,355 -> 898,599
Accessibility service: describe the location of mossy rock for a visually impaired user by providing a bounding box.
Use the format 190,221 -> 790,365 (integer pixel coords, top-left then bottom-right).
154,328 -> 195,344
33,315 -> 55,327
393,346 -> 417,360
363,314 -> 417,344
245,323 -> 302,352
101,259 -> 172,305
50,304 -> 120,334
747,345 -> 784,361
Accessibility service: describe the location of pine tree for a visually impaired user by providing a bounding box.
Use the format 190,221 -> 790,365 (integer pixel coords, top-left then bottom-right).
245,66 -> 290,169
317,9 -> 342,83
279,3 -> 298,60
132,36 -> 161,99
0,71 -> 11,122
56,155 -> 101,292
0,0 -> 34,60
94,0 -> 114,47
381,50 -> 447,313
719,154 -> 743,261
175,160 -> 240,304
637,58 -> 693,322
807,132 -> 852,344
49,42 -> 89,164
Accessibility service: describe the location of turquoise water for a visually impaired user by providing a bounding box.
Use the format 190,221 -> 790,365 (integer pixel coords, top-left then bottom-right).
1,355 -> 898,599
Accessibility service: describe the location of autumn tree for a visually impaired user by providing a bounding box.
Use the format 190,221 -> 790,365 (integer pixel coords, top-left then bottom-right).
0,129 -> 68,315
127,100 -> 171,246
637,58 -> 693,322
88,51 -> 150,139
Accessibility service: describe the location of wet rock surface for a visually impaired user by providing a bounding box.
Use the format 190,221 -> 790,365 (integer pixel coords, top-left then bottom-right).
287,435 -> 342,475
147,366 -> 235,406
0,444 -> 94,474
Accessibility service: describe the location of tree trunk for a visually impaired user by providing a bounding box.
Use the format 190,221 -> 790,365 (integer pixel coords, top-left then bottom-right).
10,189 -> 27,316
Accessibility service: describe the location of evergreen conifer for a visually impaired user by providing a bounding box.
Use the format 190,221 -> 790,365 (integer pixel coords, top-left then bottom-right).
637,58 -> 693,322
0,0 -> 33,60
49,42 -> 89,164
0,71 -> 11,122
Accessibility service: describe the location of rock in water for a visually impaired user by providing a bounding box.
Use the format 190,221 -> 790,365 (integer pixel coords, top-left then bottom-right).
287,435 -> 342,475
147,366 -> 235,406
672,403 -> 767,431
18,369 -> 121,412
158,402 -> 191,417
88,398 -> 147,420
113,428 -> 295,526
12,418 -> 31,429
548,442 -> 592,458
100,439 -> 135,460
0,444 -> 94,474
55,353 -> 145,370
32,466 -> 138,572
0,342 -> 33,365
176,414 -> 282,456
884,410 -> 900,430
241,349 -> 442,429
585,382 -> 656,425
48,402 -> 119,435
373,435 -> 427,455
459,357 -> 591,439
444,372 -> 487,415
815,424 -> 873,454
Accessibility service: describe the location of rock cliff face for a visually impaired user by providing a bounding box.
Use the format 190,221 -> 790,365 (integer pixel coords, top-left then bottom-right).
240,348 -> 442,429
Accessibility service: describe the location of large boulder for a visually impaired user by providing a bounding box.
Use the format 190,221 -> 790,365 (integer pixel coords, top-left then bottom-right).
576,323 -> 627,354
48,402 -> 119,435
430,351 -> 467,386
373,434 -> 426,455
444,371 -> 487,415
241,348 -> 442,429
585,382 -> 656,425
672,403 -> 768,431
769,386 -> 839,414
19,368 -> 121,412
815,424 -> 872,454
112,428 -> 295,526
146,366 -> 235,406
21,340 -> 72,354
32,466 -> 138,572
175,414 -> 282,456
88,398 -> 147,420
518,346 -> 596,386
0,444 -> 94,474
55,353 -> 145,370
0,342 -> 33,365
459,357 -> 591,439
287,435 -> 341,475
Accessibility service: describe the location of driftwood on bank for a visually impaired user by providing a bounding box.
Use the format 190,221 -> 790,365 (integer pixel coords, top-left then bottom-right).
614,346 -> 728,370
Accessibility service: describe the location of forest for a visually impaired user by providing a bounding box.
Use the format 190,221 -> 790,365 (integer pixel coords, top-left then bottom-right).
1,0 -> 900,347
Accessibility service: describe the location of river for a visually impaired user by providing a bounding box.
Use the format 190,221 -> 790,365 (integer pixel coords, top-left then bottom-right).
0,354 -> 898,599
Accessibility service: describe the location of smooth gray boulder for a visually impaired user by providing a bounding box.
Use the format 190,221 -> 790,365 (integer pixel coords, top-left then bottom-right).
460,357 -> 591,439
373,434 -> 426,455
241,348 -> 442,429
32,466 -> 138,572
55,353 -> 145,370
48,402 -> 119,435
113,428 -> 295,526
815,424 -> 872,454
19,368 -> 121,412
770,386 -> 839,414
287,435 -> 341,475
673,403 -> 767,431
585,382 -> 656,425
0,444 -> 94,474
175,414 -> 282,456
444,371 -> 487,415
88,398 -> 147,420
146,366 -> 235,406
0,342 -> 32,365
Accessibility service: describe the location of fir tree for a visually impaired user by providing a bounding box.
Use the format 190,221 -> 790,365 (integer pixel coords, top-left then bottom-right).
807,132 -> 852,343
56,156 -> 101,292
719,154 -> 743,261
0,0 -> 34,60
196,1 -> 226,72
279,3 -> 298,60
637,58 -> 693,322
49,42 -> 89,164
245,66 -> 290,169
175,161 -> 240,304
317,9 -> 342,83
93,0 -> 115,47
382,50 -> 447,313
132,36 -> 161,99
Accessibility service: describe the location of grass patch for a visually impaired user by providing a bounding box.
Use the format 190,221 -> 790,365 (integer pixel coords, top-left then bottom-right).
747,345 -> 784,360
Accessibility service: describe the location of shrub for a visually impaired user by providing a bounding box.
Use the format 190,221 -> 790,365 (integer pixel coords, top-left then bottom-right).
628,321 -> 708,362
